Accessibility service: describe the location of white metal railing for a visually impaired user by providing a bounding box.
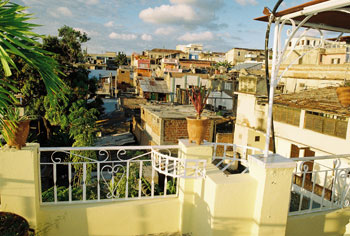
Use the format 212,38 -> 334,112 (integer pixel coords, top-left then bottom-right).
39,145 -> 206,205
211,142 -> 264,174
289,155 -> 350,215
152,150 -> 206,179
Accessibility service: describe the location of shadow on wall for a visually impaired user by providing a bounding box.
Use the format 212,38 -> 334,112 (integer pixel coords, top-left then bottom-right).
0,173 -> 37,226
181,176 -> 287,236
286,209 -> 350,236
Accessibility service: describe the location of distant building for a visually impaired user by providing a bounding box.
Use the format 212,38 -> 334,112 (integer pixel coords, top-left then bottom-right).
132,54 -> 152,78
225,48 -> 265,65
137,78 -> 171,102
116,68 -> 132,92
144,48 -> 188,60
88,70 -> 117,97
234,71 -> 350,158
134,104 -> 220,145
283,35 -> 350,65
199,51 -> 226,63
161,58 -> 182,74
85,52 -> 118,70
176,44 -> 203,60
164,72 -> 210,103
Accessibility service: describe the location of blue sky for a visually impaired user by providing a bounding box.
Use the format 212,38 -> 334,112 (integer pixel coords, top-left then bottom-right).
13,0 -> 310,54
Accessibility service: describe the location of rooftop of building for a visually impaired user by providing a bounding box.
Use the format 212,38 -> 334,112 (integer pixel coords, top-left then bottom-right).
169,72 -> 210,79
228,47 -> 265,52
231,62 -> 263,71
274,86 -> 350,116
139,79 -> 170,94
88,69 -> 117,79
140,104 -> 222,119
179,59 -> 214,63
149,48 -> 185,54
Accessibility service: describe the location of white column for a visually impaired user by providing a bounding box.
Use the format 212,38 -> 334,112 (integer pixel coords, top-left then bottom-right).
249,153 -> 296,236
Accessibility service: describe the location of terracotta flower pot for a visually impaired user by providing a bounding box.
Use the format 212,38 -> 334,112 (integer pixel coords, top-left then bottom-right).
336,87 -> 350,107
3,120 -> 30,150
186,117 -> 209,145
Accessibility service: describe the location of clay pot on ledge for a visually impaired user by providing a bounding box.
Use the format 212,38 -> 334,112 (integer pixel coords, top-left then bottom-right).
3,120 -> 30,150
186,117 -> 210,145
336,87 -> 350,107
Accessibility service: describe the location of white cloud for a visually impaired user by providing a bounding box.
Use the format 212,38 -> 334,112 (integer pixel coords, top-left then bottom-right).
170,0 -> 196,4
56,7 -> 72,17
86,0 -> 99,5
139,0 -> 225,29
139,4 -> 196,24
178,31 -> 214,41
235,0 -> 258,6
155,27 -> 176,36
109,32 -> 137,40
104,21 -> 114,27
141,34 -> 153,41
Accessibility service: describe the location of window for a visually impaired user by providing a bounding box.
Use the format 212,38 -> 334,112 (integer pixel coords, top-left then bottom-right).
289,42 -> 292,47
332,58 -> 341,64
304,111 -> 348,139
238,51 -> 241,56
306,40 -> 310,46
273,105 -> 301,126
255,136 -> 260,142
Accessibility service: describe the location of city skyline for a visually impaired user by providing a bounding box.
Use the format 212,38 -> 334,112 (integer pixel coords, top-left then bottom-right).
15,0 -> 310,54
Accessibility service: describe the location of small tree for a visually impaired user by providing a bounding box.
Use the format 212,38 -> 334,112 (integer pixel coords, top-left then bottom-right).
114,52 -> 128,68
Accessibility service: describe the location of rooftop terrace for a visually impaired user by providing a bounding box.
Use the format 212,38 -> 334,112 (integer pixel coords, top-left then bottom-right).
141,104 -> 221,119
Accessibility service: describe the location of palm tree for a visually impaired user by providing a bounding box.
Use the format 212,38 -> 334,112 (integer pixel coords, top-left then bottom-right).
0,1 -> 66,128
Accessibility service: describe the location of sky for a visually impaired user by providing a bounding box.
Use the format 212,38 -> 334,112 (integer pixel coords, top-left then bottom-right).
13,0 -> 313,55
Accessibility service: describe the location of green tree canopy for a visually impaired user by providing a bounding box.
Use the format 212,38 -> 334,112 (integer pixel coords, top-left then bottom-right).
0,1 -> 67,126
114,52 -> 128,68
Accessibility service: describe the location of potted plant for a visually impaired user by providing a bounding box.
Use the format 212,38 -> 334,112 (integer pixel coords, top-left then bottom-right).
186,86 -> 211,145
2,107 -> 35,150
336,80 -> 350,107
0,212 -> 30,236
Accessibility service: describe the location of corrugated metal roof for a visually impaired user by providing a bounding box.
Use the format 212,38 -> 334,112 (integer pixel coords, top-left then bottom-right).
139,80 -> 170,93
231,63 -> 262,71
88,69 -> 116,79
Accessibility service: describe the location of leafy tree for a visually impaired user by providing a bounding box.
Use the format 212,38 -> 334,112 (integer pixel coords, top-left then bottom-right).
214,60 -> 232,70
0,1 -> 66,130
4,24 -> 101,147
114,52 -> 128,68
38,26 -> 101,145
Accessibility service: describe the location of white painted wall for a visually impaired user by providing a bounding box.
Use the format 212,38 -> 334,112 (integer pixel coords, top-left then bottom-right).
234,92 -> 350,157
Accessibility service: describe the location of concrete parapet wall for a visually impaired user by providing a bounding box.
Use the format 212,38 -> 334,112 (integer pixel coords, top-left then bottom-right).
286,209 -> 350,236
38,198 -> 180,236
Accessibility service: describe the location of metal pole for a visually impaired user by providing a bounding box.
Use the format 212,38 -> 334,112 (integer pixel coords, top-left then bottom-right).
264,20 -> 280,160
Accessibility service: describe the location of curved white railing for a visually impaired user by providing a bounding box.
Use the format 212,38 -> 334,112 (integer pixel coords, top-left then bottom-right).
151,149 -> 206,179
210,142 -> 265,173
289,155 -> 350,215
